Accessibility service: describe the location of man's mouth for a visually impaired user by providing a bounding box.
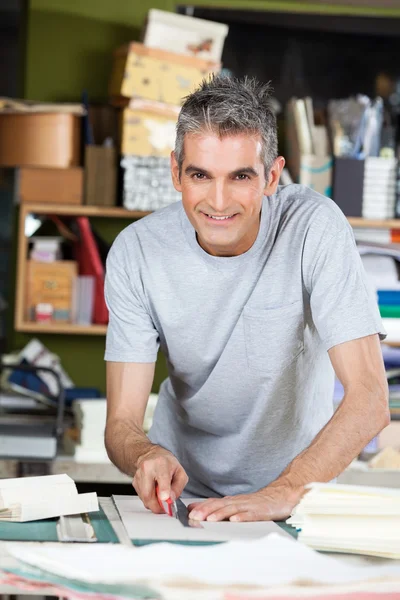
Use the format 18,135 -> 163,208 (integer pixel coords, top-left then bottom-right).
202,213 -> 237,221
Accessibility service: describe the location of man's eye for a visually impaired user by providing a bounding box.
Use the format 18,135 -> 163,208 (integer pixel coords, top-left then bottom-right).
236,174 -> 249,180
192,173 -> 206,180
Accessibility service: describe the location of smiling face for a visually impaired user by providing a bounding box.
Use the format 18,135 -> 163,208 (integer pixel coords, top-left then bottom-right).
171,132 -> 284,257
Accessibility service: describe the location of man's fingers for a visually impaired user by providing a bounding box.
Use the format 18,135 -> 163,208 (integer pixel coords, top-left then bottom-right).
187,501 -> 201,513
156,470 -> 174,502
229,511 -> 262,523
133,449 -> 188,514
188,499 -> 226,520
135,471 -> 163,514
171,467 -> 189,499
135,458 -> 171,513
205,503 -> 248,522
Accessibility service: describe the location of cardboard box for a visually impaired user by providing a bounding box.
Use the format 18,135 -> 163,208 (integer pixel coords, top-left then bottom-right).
109,42 -> 219,106
84,146 -> 117,206
0,113 -> 81,168
121,100 -> 179,157
19,167 -> 83,205
142,9 -> 228,63
26,260 -> 77,323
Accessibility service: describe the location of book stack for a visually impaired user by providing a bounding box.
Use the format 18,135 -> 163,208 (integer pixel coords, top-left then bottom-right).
389,385 -> 400,419
362,157 -> 398,219
0,474 -> 98,522
287,483 -> 400,559
357,243 -> 400,344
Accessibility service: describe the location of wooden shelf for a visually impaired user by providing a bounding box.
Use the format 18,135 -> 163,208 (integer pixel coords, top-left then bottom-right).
15,204 -> 400,336
14,203 -> 151,334
21,206 -> 400,229
16,322 -> 107,335
348,218 -> 400,229
21,203 -> 151,219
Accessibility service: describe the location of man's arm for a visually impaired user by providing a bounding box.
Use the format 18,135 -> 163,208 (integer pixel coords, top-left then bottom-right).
275,332 -> 389,487
105,361 -> 156,475
188,333 -> 390,522
105,361 -> 188,512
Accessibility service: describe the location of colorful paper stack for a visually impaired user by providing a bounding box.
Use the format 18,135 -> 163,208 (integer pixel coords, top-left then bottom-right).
378,290 -> 400,319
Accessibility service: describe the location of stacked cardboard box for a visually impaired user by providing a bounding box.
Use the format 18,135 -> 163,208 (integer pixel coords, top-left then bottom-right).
0,99 -> 84,205
109,10 -> 228,211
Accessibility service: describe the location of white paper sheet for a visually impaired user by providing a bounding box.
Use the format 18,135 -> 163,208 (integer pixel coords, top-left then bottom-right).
5,534 -> 400,587
112,495 -> 291,543
0,492 -> 99,522
0,474 -> 77,509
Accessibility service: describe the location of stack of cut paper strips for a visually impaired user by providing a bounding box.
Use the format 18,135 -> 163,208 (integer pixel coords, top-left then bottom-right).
287,483 -> 400,559
0,474 -> 98,522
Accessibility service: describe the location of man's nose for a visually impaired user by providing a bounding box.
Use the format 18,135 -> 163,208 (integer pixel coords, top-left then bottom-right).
208,179 -> 230,213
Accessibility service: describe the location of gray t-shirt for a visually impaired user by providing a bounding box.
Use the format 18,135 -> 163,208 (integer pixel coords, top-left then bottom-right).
104,184 -> 385,498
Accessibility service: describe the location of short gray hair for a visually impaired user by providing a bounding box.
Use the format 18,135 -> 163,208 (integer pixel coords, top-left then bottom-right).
175,75 -> 278,178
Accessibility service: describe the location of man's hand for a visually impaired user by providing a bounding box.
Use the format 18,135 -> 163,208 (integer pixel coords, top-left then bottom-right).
187,481 -> 303,522
133,446 -> 189,514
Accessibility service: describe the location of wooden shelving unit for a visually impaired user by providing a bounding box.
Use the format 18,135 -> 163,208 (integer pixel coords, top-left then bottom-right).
15,203 -> 150,335
16,322 -> 108,335
15,203 -> 400,336
348,218 -> 400,229
18,203 -> 151,219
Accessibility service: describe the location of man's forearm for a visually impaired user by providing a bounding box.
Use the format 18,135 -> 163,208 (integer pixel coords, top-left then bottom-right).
269,385 -> 390,493
105,419 -> 156,477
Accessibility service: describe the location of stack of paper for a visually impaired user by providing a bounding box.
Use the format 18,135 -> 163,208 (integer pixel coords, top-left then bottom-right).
72,399 -> 109,463
5,533 -> 400,590
112,495 -> 291,543
362,157 -> 397,219
72,394 -> 158,463
287,483 -> 400,558
0,474 -> 98,522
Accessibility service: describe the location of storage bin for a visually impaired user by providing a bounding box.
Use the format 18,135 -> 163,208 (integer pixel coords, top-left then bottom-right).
0,113 -> 81,168
19,167 -> 83,205
26,260 -> 78,322
121,100 -> 179,157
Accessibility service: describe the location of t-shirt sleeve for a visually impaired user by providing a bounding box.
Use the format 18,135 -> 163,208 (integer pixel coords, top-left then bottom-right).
104,232 -> 159,362
306,221 -> 386,351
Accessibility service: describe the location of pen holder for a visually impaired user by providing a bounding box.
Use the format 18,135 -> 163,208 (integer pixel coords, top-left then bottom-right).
333,156 -> 398,218
332,157 -> 364,217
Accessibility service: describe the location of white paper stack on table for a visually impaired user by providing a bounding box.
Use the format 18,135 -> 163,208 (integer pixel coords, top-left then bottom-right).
72,394 -> 158,462
72,399 -> 109,463
5,533 -> 400,593
287,483 -> 400,559
0,474 -> 98,522
112,495 -> 291,544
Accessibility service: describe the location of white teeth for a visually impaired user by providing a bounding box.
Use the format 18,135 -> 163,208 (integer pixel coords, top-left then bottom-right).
207,214 -> 232,220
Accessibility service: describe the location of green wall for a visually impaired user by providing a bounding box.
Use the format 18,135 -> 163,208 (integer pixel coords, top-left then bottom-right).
26,0 -> 400,101
17,0 -> 400,394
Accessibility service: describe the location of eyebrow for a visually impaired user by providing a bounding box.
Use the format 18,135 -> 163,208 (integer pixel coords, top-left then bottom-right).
184,165 -> 259,178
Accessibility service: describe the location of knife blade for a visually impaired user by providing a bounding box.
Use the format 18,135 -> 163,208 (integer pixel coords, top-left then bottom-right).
175,497 -> 203,529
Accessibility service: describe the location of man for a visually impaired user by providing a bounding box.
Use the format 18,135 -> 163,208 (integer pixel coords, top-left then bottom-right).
104,75 -> 389,523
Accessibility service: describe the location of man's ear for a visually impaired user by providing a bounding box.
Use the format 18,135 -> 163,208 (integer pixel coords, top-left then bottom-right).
264,156 -> 286,196
171,151 -> 182,192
